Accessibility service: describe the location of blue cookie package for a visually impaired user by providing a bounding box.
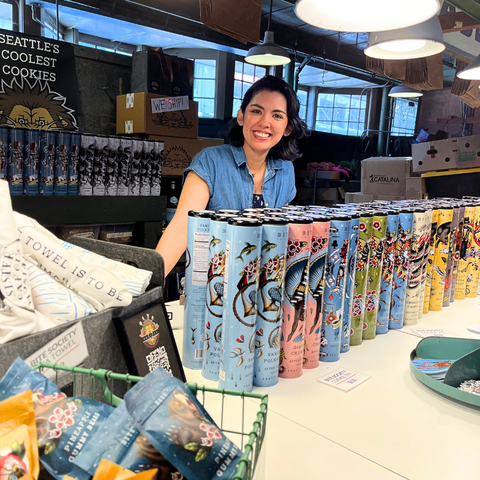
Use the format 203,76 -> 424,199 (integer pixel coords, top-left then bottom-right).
0,358 -> 114,480
124,366 -> 242,480
74,402 -> 182,480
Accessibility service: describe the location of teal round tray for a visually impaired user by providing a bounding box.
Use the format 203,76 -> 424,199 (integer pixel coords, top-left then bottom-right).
410,336 -> 480,408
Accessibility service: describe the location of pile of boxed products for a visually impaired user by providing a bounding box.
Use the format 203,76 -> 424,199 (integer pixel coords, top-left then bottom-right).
345,156 -> 426,203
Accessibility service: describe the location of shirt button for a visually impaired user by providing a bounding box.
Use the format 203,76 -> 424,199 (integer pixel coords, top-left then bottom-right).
265,203 -> 269,206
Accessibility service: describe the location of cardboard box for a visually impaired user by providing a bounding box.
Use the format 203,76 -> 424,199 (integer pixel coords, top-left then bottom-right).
457,135 -> 480,169
117,93 -> 199,139
149,135 -> 204,175
201,138 -> 224,149
411,139 -> 458,173
361,157 -> 412,197
406,176 -> 427,199
345,192 -> 374,203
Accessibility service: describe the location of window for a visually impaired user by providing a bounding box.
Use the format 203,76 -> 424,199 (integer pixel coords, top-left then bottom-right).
391,98 -> 418,136
193,59 -> 216,118
315,93 -> 366,136
233,61 -> 266,115
297,88 -> 308,122
0,2 -> 12,30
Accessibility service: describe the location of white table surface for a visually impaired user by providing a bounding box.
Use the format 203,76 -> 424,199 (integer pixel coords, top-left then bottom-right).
175,297 -> 480,480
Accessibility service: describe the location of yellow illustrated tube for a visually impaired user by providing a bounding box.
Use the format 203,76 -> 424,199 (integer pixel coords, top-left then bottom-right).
429,207 -> 453,311
467,204 -> 480,297
423,209 -> 438,314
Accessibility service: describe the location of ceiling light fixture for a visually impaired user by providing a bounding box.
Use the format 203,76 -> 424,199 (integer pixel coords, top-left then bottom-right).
245,0 -> 290,66
294,0 -> 440,33
365,17 -> 445,60
388,85 -> 423,98
457,54 -> 480,80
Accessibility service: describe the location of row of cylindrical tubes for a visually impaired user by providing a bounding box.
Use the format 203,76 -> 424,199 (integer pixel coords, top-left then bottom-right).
182,197 -> 480,392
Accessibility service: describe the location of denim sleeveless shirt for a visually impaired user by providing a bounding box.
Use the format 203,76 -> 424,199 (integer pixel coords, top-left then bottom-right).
183,144 -> 296,211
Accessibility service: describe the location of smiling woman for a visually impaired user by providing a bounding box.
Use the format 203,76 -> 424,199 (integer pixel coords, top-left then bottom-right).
156,75 -> 308,275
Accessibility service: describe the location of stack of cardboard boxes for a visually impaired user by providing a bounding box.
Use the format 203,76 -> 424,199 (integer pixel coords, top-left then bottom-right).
345,156 -> 426,203
117,92 -> 220,176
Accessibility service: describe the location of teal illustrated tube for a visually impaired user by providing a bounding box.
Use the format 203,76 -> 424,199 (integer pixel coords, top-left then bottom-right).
320,215 -> 351,362
219,217 -> 263,392
23,129 -> 40,196
389,210 -> 413,329
376,212 -> 399,334
54,132 -> 71,196
254,217 -> 288,387
341,214 -> 359,351
0,128 -> 7,180
68,134 -> 81,195
8,128 -> 24,196
183,210 -> 214,369
202,214 -> 229,381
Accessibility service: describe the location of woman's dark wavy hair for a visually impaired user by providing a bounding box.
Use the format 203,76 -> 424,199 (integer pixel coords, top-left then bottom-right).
227,75 -> 308,161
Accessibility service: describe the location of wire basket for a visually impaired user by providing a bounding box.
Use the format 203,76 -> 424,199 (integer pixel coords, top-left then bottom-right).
35,363 -> 268,480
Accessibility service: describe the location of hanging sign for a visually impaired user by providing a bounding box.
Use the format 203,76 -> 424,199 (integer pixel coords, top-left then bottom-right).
0,28 -> 78,130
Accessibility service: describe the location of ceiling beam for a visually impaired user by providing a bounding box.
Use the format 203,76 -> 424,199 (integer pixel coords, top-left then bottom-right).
439,11 -> 480,32
446,0 -> 480,21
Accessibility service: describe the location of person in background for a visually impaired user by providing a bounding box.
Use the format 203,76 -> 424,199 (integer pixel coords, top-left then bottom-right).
156,75 -> 307,275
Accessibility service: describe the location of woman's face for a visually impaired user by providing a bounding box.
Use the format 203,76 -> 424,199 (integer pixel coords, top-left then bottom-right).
237,90 -> 292,158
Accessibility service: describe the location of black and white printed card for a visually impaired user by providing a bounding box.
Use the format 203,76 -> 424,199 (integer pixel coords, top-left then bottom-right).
113,300 -> 186,382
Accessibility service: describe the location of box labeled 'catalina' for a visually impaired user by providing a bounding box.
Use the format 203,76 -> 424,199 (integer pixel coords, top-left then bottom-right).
361,157 -> 412,197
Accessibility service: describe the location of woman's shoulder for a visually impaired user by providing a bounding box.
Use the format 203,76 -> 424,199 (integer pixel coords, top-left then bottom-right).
192,144 -> 238,167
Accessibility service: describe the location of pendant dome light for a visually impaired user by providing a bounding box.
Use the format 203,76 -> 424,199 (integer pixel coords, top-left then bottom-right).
388,85 -> 423,98
294,0 -> 440,33
457,54 -> 480,80
365,16 -> 445,60
245,0 -> 291,66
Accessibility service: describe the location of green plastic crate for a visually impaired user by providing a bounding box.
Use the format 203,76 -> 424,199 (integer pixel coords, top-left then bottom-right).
35,363 -> 268,480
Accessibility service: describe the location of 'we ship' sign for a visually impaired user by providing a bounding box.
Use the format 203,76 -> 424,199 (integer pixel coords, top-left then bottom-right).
0,28 -> 78,131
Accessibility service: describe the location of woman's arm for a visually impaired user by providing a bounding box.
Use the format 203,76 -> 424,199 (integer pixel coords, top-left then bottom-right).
156,171 -> 210,276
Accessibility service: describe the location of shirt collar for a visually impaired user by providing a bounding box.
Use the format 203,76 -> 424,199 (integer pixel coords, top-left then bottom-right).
230,145 -> 285,170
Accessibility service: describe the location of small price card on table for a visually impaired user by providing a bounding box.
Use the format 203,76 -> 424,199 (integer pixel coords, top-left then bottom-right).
317,368 -> 370,392
413,328 -> 456,338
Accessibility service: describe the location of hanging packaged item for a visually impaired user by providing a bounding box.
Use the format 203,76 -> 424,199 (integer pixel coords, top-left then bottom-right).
363,212 -> 387,340
39,132 -> 56,196
184,211 -> 214,370
254,217 -> 288,386
341,214 -> 359,350
79,135 -> 95,196
54,133 -> 71,196
279,216 -> 312,376
118,137 -> 132,196
140,140 -> 154,197
377,211 -> 399,334
202,214 -> 229,381
105,137 -> 120,197
68,134 -> 80,196
8,128 -> 24,196
92,136 -> 108,196
219,217 -> 263,391
128,139 -> 143,196
350,213 -> 373,345
0,128 -> 7,180
151,141 -> 163,196
24,130 -> 40,196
